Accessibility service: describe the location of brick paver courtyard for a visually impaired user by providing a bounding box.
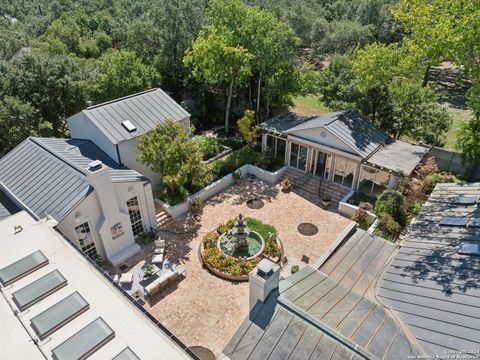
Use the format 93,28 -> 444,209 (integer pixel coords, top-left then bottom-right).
144,180 -> 351,357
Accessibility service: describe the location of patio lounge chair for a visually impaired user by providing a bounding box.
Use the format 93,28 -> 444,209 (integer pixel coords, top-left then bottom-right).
154,247 -> 164,255
155,239 -> 165,248
119,272 -> 134,286
152,253 -> 164,264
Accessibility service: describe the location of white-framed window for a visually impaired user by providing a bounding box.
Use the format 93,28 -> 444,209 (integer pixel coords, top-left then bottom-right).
74,221 -> 98,260
333,156 -> 358,188
126,196 -> 144,237
265,134 -> 287,162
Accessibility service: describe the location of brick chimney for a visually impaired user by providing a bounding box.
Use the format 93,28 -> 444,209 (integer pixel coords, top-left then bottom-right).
249,259 -> 281,311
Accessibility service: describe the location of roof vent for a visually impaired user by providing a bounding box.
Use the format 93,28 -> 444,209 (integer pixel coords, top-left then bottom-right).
257,259 -> 274,277
88,160 -> 103,172
121,120 -> 137,132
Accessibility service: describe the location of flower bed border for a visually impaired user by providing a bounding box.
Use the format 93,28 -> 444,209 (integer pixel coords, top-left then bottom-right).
198,236 -> 283,282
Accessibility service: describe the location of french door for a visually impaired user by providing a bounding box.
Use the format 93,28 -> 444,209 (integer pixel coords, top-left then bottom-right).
310,149 -> 331,180
289,143 -> 308,171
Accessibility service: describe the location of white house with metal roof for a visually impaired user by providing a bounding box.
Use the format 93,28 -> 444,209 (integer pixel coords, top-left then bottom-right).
259,110 -> 429,196
67,88 -> 190,186
0,137 -> 157,267
0,211 -> 191,359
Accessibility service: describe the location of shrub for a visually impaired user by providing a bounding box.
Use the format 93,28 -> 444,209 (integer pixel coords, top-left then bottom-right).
190,197 -> 204,215
232,170 -> 242,180
322,194 -> 332,202
425,172 -> 460,193
137,232 -> 152,245
348,192 -> 376,207
375,190 -> 406,226
237,109 -> 258,146
409,200 -> 422,216
351,208 -> 370,230
193,135 -> 223,160
245,217 -> 277,240
203,232 -> 219,249
375,212 -> 402,241
217,218 -> 235,234
210,146 -> 283,180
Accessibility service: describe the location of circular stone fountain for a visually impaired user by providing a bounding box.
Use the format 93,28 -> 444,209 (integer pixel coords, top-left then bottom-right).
218,214 -> 265,260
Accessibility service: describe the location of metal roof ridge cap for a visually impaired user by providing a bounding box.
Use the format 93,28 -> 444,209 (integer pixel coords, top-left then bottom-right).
28,137 -> 89,176
277,297 -> 376,360
85,88 -> 159,110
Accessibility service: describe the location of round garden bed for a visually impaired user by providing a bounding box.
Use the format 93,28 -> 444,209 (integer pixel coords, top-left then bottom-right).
199,216 -> 282,282
246,198 -> 265,209
297,222 -> 319,236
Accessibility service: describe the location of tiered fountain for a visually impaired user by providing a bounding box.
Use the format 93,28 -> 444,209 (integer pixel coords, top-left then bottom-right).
218,214 -> 265,259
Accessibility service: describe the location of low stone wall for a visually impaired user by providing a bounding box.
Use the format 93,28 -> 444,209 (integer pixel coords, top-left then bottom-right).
429,147 -> 480,180
155,164 -> 288,219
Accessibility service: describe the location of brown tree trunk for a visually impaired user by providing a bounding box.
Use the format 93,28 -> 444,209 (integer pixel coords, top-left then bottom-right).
256,72 -> 262,123
422,65 -> 430,87
225,78 -> 234,133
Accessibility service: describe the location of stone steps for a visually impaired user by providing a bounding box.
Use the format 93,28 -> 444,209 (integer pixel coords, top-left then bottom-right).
155,203 -> 173,228
283,167 -> 350,203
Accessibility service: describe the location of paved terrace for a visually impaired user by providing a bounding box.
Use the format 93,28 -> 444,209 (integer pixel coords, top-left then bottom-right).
144,180 -> 350,356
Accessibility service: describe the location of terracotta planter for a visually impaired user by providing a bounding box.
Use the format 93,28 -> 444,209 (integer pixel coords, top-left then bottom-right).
281,184 -> 292,193
322,200 -> 331,207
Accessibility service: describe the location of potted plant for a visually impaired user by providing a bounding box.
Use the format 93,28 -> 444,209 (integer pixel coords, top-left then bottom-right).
190,197 -> 204,215
232,170 -> 242,185
142,263 -> 155,277
291,265 -> 300,274
281,178 -> 292,192
321,194 -> 331,207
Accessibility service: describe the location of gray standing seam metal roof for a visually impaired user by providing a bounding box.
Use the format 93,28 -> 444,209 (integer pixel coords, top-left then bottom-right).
378,183 -> 480,357
0,137 -> 147,221
259,110 -> 389,158
78,88 -> 190,144
224,229 -> 422,360
0,188 -> 21,220
367,139 -> 429,176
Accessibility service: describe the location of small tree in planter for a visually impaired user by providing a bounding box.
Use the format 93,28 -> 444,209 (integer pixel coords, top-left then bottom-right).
321,194 -> 331,207
237,109 -> 258,147
351,208 -> 370,230
281,178 -> 292,192
190,197 -> 204,215
232,170 -> 242,184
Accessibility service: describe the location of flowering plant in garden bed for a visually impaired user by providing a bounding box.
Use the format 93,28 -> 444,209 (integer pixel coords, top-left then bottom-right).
351,208 -> 371,230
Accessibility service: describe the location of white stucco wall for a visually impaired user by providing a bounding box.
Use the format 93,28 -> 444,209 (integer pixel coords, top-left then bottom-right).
118,138 -> 162,187
67,112 -> 120,163
287,127 -> 355,155
57,179 -> 155,266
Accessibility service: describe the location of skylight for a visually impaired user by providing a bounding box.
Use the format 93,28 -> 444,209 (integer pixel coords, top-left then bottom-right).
458,243 -> 480,256
112,347 -> 141,360
12,270 -> 67,311
30,292 -> 89,340
439,217 -> 468,227
121,120 -> 137,132
51,317 -> 115,360
0,250 -> 48,286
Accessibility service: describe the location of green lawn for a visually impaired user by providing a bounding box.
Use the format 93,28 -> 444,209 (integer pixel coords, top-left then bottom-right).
291,95 -> 330,116
444,109 -> 472,150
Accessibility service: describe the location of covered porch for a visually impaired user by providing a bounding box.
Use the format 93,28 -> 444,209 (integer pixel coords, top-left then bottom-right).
262,132 -> 398,197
